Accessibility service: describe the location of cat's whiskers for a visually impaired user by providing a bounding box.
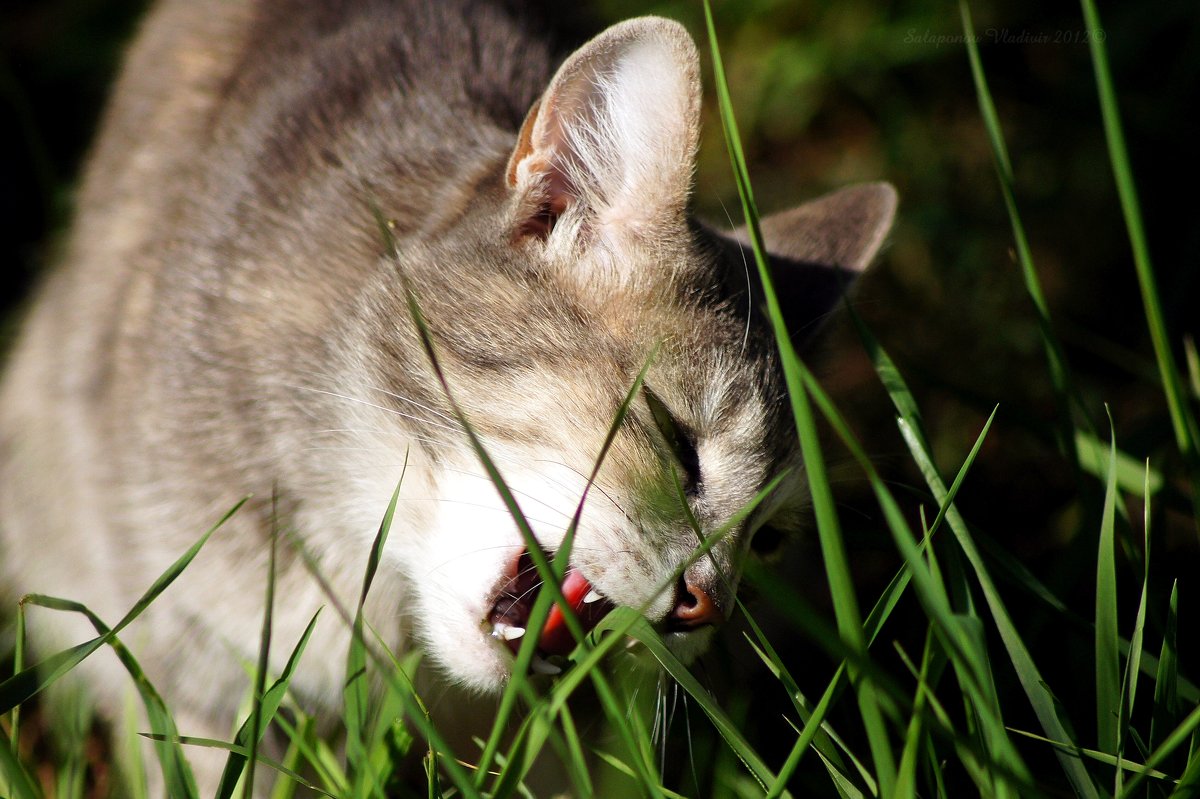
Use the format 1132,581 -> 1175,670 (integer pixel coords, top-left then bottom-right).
421,543 -> 525,583
289,384 -> 464,435
681,686 -> 699,793
299,492 -> 568,533
301,419 -> 544,474
360,382 -> 460,426
650,674 -> 664,746
715,195 -> 754,356
437,466 -> 581,522
288,450 -> 587,525
659,679 -> 671,774
530,457 -> 631,521
302,400 -> 580,483
284,365 -> 461,428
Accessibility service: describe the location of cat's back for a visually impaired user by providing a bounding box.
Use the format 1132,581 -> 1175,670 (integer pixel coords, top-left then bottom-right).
0,0 -> 554,602
43,0 -> 553,294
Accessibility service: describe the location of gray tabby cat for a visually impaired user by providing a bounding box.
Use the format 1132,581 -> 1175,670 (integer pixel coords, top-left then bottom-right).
0,0 -> 895,791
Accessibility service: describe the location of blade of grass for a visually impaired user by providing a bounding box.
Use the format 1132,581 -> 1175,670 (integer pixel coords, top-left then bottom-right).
619,609 -> 793,797
589,748 -> 691,799
269,717 -> 307,799
1096,411 -> 1121,756
424,748 -> 441,799
741,621 -> 874,794
807,368 -> 1008,712
557,704 -> 595,798
1116,672 -> 1200,794
242,499 -> 280,799
959,0 -> 1083,470
0,498 -> 245,714
701,3 -> 895,792
1169,755 -> 1200,798
754,563 -> 1035,797
967,527 -> 1197,704
811,748 -> 865,799
215,608 -> 322,799
1186,337 -> 1200,400
51,681 -> 92,799
889,633 -> 997,794
853,298 -> 1098,796
750,407 -> 989,795
145,735 -> 335,797
1150,581 -> 1180,752
895,412 -> 1094,795
122,692 -> 150,799
1076,430 -> 1163,497
776,709 -> 871,799
1078,0 -> 1200,465
895,631 -> 940,796
268,709 -> 346,796
1006,729 -> 1173,782
341,633 -> 372,789
10,599 -> 25,761
23,595 -> 198,798
0,725 -> 41,799
1114,462 -> 1153,794
357,627 -> 426,788
285,510 -> 482,799
344,467 -> 407,799
547,473 -> 786,717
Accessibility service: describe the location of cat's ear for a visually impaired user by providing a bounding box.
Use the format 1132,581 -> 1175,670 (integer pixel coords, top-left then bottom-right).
505,17 -> 700,242
730,182 -> 898,342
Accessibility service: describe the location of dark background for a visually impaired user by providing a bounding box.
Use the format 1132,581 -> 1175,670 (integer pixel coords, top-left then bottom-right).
3,0 -> 1200,793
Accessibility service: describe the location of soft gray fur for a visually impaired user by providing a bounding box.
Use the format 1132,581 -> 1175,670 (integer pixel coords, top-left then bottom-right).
0,0 -> 896,792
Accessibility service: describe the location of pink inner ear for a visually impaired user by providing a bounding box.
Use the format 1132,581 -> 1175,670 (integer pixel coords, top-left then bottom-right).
517,191 -> 570,241
515,154 -> 575,241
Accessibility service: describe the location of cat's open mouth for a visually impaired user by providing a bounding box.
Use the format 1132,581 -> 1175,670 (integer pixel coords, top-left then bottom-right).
487,550 -> 616,672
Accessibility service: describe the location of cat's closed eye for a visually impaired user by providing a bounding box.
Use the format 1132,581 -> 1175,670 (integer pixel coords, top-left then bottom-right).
645,388 -> 701,495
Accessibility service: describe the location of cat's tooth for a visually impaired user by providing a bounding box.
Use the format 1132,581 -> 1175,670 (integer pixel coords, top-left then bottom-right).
530,655 -> 562,676
501,625 -> 526,641
583,589 -> 602,604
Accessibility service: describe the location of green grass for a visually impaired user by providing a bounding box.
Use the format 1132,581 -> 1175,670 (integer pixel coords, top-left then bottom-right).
3,1 -> 1199,797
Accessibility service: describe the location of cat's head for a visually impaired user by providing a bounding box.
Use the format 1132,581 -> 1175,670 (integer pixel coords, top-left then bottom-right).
343,17 -> 895,691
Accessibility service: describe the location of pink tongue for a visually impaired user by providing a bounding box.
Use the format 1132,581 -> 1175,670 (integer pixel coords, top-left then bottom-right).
538,569 -> 593,656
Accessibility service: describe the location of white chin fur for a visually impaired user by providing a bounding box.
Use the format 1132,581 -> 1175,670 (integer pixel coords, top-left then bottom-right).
405,490 -> 522,690
398,462 -> 553,691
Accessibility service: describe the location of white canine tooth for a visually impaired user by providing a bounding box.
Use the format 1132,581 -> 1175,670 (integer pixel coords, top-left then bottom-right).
530,655 -> 562,675
583,589 -> 602,604
492,621 -> 524,641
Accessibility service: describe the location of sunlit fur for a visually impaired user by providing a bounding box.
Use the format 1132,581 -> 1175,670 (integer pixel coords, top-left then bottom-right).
0,0 -> 895,792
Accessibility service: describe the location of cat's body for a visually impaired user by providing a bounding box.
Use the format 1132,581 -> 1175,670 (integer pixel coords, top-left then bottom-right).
0,0 -> 894,792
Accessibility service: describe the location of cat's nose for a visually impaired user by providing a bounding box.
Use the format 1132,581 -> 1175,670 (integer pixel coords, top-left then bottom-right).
667,580 -> 725,630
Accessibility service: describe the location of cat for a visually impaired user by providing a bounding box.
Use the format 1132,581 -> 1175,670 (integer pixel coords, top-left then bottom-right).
0,0 -> 895,792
